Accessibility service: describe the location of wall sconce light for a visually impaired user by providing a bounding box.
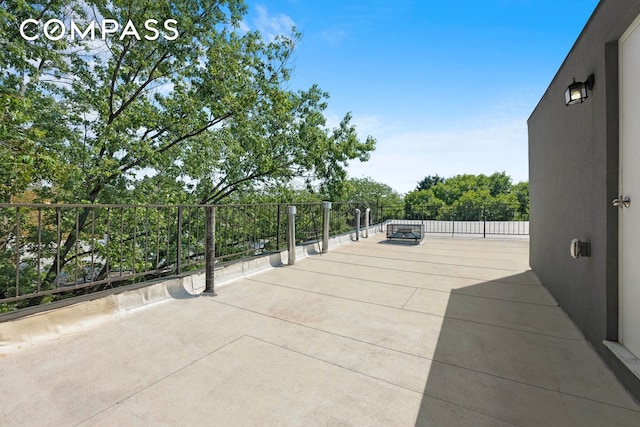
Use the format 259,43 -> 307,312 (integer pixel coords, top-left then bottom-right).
565,74 -> 595,106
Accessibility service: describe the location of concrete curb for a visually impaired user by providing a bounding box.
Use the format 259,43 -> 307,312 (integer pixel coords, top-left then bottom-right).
0,225 -> 382,352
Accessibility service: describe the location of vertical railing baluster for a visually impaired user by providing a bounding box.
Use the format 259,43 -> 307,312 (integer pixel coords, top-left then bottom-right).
120,207 -> 124,277
56,207 -> 61,288
106,207 -> 111,285
74,207 -> 79,286
276,203 -> 281,251
187,207 -> 192,268
15,207 -> 20,298
37,207 -> 42,293
133,207 -> 137,276
144,207 -> 149,272
91,208 -> 95,282
176,206 -> 182,274
166,207 -> 171,271
156,207 -> 161,274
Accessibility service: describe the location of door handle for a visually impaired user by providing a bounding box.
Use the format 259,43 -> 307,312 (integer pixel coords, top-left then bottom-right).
612,196 -> 631,208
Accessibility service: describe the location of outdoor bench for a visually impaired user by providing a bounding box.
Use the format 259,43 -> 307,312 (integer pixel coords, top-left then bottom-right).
386,223 -> 424,243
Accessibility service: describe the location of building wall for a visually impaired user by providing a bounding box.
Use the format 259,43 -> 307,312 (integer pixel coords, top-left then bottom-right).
528,0 -> 640,398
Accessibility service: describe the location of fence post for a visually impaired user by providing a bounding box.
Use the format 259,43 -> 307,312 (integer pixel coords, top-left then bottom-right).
355,208 -> 361,241
204,206 -> 216,296
483,205 -> 486,238
287,205 -> 297,265
322,202 -> 332,253
364,208 -> 370,238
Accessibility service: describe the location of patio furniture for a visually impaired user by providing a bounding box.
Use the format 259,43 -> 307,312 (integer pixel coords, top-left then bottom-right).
386,223 -> 424,243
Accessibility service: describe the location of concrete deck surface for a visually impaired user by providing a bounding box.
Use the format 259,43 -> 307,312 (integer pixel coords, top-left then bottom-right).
1,234 -> 640,426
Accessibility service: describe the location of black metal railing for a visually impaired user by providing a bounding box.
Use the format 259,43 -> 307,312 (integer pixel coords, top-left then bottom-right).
0,204 -> 202,307
0,202 -> 373,311
0,200 -> 525,313
378,203 -> 529,237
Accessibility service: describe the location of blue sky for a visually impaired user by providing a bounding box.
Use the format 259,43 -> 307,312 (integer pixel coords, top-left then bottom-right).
242,0 -> 600,194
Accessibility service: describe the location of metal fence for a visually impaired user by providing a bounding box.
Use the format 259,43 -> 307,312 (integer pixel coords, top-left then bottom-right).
0,201 -> 526,313
378,203 -> 529,237
0,202 -> 370,311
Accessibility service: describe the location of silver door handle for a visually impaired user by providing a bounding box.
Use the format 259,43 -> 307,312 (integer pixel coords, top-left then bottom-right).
612,196 -> 631,208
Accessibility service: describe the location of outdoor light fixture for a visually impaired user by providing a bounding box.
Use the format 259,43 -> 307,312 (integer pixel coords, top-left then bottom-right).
565,74 -> 595,106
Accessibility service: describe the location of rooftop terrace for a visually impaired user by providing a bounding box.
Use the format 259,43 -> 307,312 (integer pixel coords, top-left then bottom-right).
1,233 -> 639,426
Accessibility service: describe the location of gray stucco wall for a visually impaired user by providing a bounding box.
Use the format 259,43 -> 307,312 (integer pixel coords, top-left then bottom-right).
528,0 -> 640,397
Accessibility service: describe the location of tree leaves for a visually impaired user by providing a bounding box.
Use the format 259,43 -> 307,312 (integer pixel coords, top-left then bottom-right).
405,172 -> 529,220
1,0 -> 375,206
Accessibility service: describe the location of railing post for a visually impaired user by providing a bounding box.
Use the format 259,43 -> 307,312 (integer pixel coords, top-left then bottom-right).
287,205 -> 297,265
355,208 -> 361,241
322,202 -> 332,253
204,206 -> 216,296
364,208 -> 370,238
483,205 -> 486,238
15,207 -> 20,297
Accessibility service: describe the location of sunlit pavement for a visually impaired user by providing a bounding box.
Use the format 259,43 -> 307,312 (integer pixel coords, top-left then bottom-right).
1,234 -> 639,426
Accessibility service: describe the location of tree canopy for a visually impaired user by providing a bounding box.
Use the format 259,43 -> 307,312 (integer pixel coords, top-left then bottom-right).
334,177 -> 402,205
0,0 -> 375,204
405,172 -> 529,220
416,175 -> 444,191
0,0 -> 376,308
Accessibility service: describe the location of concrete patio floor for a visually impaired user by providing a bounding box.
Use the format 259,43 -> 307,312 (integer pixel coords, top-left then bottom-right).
1,234 -> 640,426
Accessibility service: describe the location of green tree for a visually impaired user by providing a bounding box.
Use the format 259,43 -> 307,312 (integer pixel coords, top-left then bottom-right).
2,0 -> 375,206
512,181 -> 530,219
403,189 -> 444,219
416,175 -> 444,191
404,172 -> 526,220
0,1 -> 73,201
337,177 -> 401,204
323,176 -> 399,226
487,171 -> 512,197
1,0 -> 375,305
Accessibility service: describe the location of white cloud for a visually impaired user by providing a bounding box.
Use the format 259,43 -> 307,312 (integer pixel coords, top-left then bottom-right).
238,19 -> 250,34
253,5 -> 296,42
321,26 -> 348,46
350,113 -> 396,138
325,111 -> 399,139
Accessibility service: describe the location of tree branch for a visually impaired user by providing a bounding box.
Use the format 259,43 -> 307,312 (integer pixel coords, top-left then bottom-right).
108,39 -> 132,122
112,112 -> 233,181
18,58 -> 46,97
202,158 -> 294,204
108,51 -> 170,124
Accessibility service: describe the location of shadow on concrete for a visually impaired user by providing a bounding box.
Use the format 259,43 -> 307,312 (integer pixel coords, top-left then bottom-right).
377,239 -> 423,246
413,273 -> 640,426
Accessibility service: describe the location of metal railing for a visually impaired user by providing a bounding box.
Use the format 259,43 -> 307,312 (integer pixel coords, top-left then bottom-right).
0,202 -> 371,312
378,203 -> 529,237
0,200 -> 526,313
